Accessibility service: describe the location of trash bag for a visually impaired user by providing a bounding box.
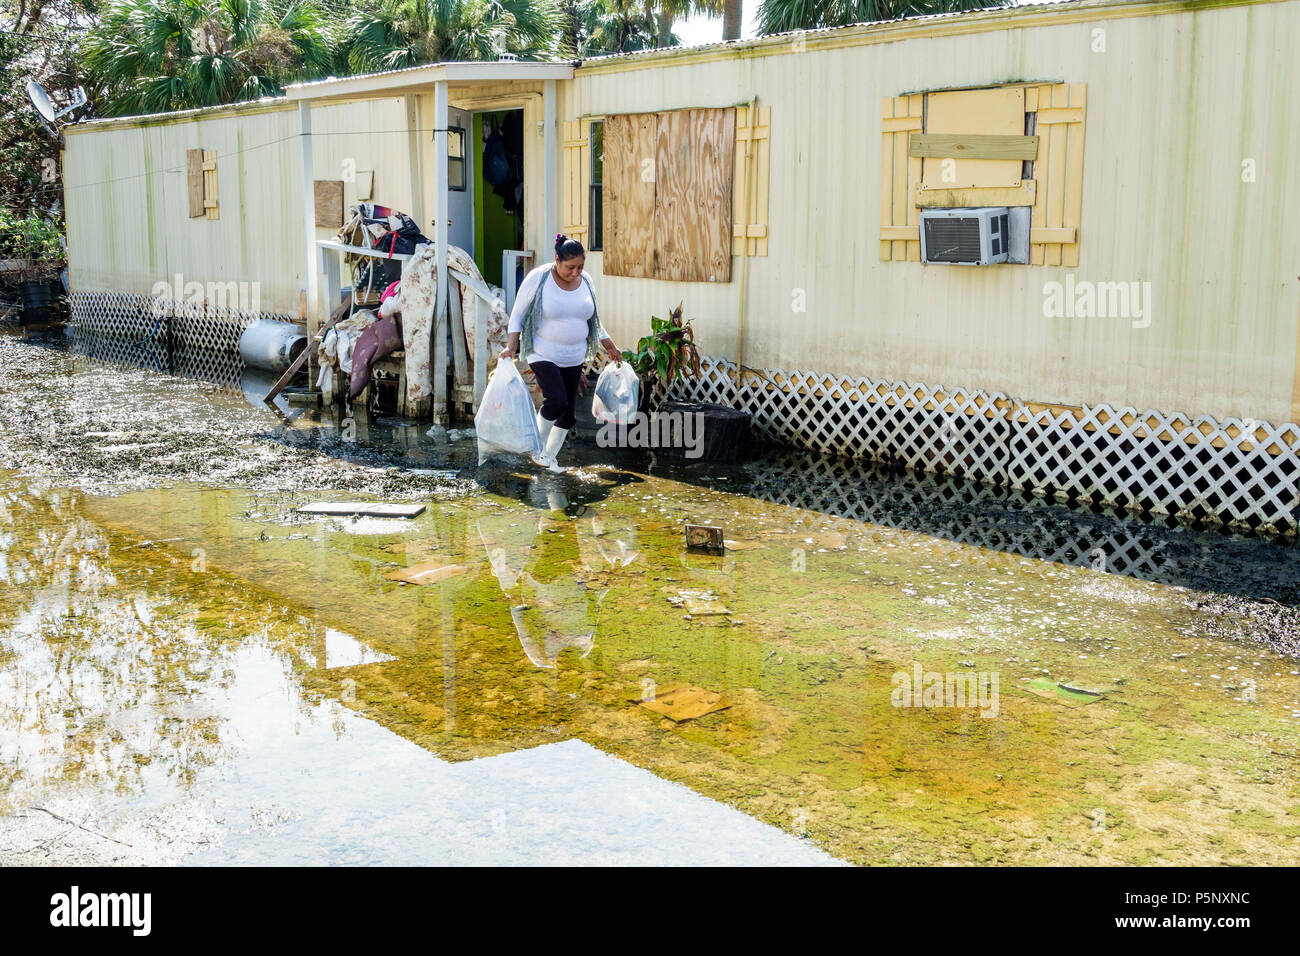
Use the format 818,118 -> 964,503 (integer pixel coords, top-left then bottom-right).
475,360 -> 542,464
591,362 -> 640,425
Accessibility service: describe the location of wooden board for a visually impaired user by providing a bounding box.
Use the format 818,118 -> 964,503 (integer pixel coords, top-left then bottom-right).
914,181 -> 1036,208
628,682 -> 731,722
602,112 -> 657,278
908,133 -> 1039,160
654,108 -> 734,283
187,149 -> 204,218
383,559 -> 469,585
314,180 -> 344,227
296,502 -> 427,518
921,87 -> 1024,191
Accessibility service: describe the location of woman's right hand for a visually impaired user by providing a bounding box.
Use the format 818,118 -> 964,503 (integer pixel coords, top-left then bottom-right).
499,346 -> 516,360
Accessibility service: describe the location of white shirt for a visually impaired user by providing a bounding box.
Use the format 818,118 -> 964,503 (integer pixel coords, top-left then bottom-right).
507,264 -> 608,367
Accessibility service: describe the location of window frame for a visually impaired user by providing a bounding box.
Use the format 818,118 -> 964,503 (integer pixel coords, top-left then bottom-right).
588,120 -> 603,251
447,125 -> 466,192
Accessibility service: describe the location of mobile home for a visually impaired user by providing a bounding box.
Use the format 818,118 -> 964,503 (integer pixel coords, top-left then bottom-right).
62,0 -> 1300,530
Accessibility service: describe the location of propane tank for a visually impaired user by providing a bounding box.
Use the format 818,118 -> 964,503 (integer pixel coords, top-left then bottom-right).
238,319 -> 307,372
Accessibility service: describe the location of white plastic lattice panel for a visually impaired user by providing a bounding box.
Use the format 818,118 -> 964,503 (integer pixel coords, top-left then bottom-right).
68,291 -> 293,392
670,354 -> 1300,534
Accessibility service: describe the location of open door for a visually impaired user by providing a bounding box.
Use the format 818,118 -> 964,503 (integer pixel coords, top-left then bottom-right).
472,109 -> 525,288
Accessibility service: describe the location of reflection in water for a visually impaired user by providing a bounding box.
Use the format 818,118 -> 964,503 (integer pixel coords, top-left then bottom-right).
635,446 -> 1300,606
483,484 -> 641,669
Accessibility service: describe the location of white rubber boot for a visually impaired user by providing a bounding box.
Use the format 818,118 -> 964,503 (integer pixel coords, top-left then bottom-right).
531,410 -> 556,468
541,424 -> 569,474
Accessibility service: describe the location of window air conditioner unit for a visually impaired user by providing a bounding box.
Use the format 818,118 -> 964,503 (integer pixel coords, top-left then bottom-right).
920,207 -> 1010,265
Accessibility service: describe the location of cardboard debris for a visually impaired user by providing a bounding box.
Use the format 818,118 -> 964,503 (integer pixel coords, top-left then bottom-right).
667,589 -> 730,616
1025,677 -> 1105,706
298,502 -> 426,518
629,683 -> 731,722
383,559 -> 469,585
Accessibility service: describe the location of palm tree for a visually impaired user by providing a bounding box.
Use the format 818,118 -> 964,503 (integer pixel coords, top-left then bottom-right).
757,0 -> 1004,35
652,0 -> 720,48
557,0 -> 658,56
341,0 -> 565,73
722,0 -> 741,40
83,0 -> 334,116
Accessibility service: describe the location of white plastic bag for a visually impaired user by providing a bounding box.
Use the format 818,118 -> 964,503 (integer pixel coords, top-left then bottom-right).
591,362 -> 640,425
475,360 -> 542,464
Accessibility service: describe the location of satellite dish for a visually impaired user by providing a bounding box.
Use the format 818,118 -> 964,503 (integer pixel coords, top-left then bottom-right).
26,81 -> 89,138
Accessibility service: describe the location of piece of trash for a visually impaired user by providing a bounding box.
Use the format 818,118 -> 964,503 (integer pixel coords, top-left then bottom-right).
383,560 -> 469,585
1025,677 -> 1105,706
722,538 -> 763,551
628,682 -> 731,722
685,523 -> 724,554
297,502 -> 426,518
668,589 -> 730,616
1056,680 -> 1106,697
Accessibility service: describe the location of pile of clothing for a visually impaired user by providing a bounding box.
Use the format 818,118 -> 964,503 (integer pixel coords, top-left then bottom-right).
325,202 -> 513,409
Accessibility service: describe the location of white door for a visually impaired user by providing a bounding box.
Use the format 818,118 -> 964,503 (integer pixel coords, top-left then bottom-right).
446,106 -> 474,255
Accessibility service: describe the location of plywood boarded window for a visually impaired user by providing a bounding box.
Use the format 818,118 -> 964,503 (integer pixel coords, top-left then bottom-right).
187,148 -> 219,220
602,108 -> 735,282
880,83 -> 1085,264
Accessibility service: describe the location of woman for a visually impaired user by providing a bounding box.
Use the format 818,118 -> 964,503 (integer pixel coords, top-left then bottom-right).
501,235 -> 622,473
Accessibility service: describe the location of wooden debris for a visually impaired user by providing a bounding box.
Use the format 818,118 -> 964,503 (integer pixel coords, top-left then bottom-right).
297,502 -> 426,518
628,682 -> 731,722
383,560 -> 469,585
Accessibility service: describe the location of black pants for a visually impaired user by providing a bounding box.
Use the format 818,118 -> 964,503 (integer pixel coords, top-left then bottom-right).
530,361 -> 583,430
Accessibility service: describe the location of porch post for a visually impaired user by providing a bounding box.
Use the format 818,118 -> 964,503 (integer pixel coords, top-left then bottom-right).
433,79 -> 450,426
543,79 -> 558,252
298,99 -> 316,329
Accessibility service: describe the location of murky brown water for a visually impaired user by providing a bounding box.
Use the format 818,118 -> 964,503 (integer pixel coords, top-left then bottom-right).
2,329 -> 1299,865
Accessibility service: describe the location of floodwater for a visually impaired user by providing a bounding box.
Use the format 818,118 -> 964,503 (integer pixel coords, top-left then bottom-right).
1,328 -> 1299,865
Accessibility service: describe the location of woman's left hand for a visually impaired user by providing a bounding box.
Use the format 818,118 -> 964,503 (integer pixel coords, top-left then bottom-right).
603,340 -> 622,364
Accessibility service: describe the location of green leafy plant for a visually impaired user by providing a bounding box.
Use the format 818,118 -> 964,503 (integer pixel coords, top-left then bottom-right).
0,207 -> 64,278
622,303 -> 701,410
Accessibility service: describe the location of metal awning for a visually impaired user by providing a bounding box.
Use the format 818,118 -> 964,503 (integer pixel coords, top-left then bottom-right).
285,60 -> 575,104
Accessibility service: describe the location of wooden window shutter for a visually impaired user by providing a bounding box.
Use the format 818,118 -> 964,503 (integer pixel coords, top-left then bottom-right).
189,148 -> 219,220
604,108 -> 735,282
733,104 -> 770,257
202,150 -> 219,220
187,149 -> 204,218
562,119 -> 589,241
879,96 -> 922,261
1027,83 -> 1086,266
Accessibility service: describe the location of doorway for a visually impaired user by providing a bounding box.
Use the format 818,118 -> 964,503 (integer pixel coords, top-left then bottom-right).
472,109 -> 525,288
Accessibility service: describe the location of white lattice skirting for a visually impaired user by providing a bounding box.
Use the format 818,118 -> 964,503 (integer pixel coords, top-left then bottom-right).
68,291 -> 295,386
668,356 -> 1300,534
